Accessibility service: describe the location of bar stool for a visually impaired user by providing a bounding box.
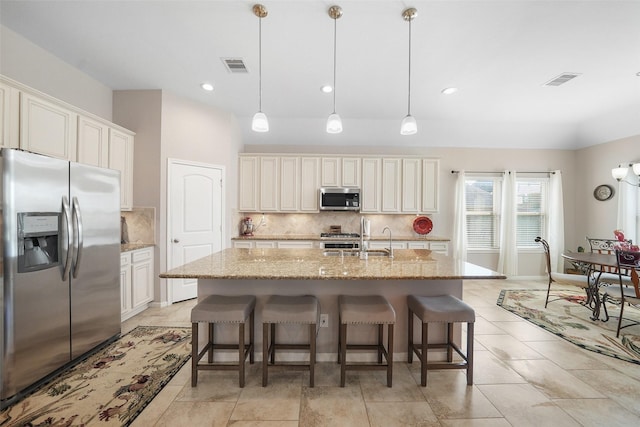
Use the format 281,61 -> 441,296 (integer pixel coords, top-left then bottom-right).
190,294 -> 256,388
262,295 -> 319,387
407,294 -> 475,386
338,295 -> 395,387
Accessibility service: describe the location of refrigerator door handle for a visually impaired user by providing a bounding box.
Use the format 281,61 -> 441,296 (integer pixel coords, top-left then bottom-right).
62,196 -> 73,280
71,197 -> 84,278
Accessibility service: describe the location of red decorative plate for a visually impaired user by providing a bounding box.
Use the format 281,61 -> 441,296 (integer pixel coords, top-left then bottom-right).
413,216 -> 433,235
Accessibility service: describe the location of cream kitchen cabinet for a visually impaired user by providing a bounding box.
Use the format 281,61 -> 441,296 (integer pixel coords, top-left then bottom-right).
361,157 -> 382,212
277,241 -> 314,249
381,158 -> 402,213
300,157 -> 320,211
0,81 -> 19,149
421,159 -> 439,212
260,156 -> 279,211
280,157 -> 299,211
369,240 -> 449,255
121,247 -> 154,321
77,115 -> 109,167
239,156 -> 259,211
108,128 -> 134,211
77,117 -> 134,210
232,240 -> 316,249
402,158 -> 422,213
321,157 -> 360,187
20,92 -> 78,161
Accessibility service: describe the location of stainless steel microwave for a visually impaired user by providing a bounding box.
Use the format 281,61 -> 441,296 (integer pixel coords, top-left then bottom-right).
319,187 -> 360,211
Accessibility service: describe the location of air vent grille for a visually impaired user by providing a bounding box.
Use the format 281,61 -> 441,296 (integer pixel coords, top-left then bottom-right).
221,58 -> 248,73
544,73 -> 581,87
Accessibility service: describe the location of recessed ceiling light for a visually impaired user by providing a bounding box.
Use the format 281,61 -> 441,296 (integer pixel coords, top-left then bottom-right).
636,72 -> 640,76
321,85 -> 333,93
441,87 -> 458,95
201,82 -> 214,91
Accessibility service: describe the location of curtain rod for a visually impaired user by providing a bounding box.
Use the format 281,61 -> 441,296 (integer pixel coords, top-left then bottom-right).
450,170 -> 556,175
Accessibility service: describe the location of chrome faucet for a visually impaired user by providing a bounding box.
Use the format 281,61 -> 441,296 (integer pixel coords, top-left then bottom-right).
359,217 -> 368,259
382,226 -> 394,258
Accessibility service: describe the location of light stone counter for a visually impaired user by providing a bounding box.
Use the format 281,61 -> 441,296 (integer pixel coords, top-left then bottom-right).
160,248 -> 504,361
120,243 -> 155,253
160,248 -> 500,280
231,234 -> 450,242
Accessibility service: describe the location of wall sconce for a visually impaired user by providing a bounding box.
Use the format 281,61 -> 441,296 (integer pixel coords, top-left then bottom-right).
612,163 -> 640,186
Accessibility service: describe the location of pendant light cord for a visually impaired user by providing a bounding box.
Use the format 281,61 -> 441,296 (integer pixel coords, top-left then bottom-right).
407,18 -> 412,116
332,16 -> 337,114
258,16 -> 263,112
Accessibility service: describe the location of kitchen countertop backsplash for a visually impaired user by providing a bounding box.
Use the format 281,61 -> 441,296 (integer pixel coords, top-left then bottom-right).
234,212 -> 446,240
121,207 -> 155,251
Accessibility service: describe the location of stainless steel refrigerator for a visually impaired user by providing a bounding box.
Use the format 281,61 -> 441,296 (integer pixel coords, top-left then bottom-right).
1,149 -> 121,407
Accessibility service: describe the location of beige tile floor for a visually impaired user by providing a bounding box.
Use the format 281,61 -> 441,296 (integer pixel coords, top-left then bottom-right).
123,279 -> 640,426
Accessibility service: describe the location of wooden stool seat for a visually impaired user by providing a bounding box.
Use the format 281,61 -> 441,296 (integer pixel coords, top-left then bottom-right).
190,294 -> 256,388
338,295 -> 395,387
262,295 -> 319,387
407,294 -> 475,386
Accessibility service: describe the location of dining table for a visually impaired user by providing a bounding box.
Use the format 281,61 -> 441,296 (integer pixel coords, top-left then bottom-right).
562,251 -> 618,321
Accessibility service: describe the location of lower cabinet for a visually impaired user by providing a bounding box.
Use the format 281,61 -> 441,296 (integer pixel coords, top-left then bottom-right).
370,240 -> 449,255
232,240 -> 316,249
121,247 -> 154,321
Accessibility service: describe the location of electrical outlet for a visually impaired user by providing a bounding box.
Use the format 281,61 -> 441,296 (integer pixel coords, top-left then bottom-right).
320,314 -> 329,328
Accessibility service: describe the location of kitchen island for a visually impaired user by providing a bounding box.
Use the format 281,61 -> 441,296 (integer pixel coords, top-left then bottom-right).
161,248 -> 504,360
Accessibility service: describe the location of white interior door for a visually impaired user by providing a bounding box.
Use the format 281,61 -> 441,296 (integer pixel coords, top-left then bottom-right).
168,159 -> 224,303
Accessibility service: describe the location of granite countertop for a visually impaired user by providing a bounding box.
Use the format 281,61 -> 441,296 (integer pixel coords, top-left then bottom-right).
160,248 -> 504,281
232,234 -> 450,242
120,243 -> 155,252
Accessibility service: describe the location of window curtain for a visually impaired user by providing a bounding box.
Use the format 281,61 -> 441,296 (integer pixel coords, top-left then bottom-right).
498,171 -> 518,275
547,170 -> 564,273
616,172 -> 638,244
452,170 -> 467,261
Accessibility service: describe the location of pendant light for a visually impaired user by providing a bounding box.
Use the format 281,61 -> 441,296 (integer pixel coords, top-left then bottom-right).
400,7 -> 417,135
327,5 -> 343,134
252,4 -> 269,132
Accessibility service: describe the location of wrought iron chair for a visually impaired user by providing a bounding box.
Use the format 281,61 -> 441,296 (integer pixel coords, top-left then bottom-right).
586,236 -> 634,286
536,237 -> 591,308
602,249 -> 640,337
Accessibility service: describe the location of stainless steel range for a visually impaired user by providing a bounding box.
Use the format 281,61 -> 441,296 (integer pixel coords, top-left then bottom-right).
320,232 -> 360,249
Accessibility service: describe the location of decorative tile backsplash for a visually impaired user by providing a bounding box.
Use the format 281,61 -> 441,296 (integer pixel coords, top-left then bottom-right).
234,211 -> 436,238
121,207 -> 155,244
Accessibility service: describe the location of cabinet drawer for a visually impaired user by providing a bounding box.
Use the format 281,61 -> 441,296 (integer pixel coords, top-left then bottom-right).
120,253 -> 131,266
132,247 -> 153,263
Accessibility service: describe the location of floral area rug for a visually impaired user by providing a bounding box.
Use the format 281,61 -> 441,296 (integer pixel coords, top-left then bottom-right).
497,289 -> 640,365
1,326 -> 191,426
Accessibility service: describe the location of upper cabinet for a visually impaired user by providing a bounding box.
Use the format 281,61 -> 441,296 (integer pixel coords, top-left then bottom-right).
77,117 -> 135,210
0,82 -> 19,149
2,76 -> 136,210
77,115 -> 109,167
238,153 -> 439,214
421,159 -> 439,212
238,156 -> 259,212
20,92 -> 78,161
321,157 -> 360,187
108,129 -> 135,211
300,157 -> 320,211
259,156 -> 279,211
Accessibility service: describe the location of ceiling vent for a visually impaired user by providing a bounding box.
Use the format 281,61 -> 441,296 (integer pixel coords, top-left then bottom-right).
543,73 -> 581,87
221,58 -> 248,73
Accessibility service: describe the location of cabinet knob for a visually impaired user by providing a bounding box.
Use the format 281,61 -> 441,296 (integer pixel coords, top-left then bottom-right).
173,239 -> 180,243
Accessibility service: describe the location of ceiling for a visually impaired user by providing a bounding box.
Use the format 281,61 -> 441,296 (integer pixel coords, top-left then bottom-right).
1,0 -> 639,150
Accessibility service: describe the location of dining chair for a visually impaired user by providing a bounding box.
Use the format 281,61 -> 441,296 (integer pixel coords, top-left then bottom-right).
586,236 -> 634,286
536,237 -> 591,308
601,249 -> 640,337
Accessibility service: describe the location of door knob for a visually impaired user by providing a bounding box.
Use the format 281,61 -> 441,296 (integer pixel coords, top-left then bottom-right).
173,239 -> 180,243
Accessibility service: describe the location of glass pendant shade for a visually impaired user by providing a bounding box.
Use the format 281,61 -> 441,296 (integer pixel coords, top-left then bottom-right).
252,111 -> 269,132
611,166 -> 628,181
633,163 -> 640,176
326,113 -> 343,134
400,114 -> 417,135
